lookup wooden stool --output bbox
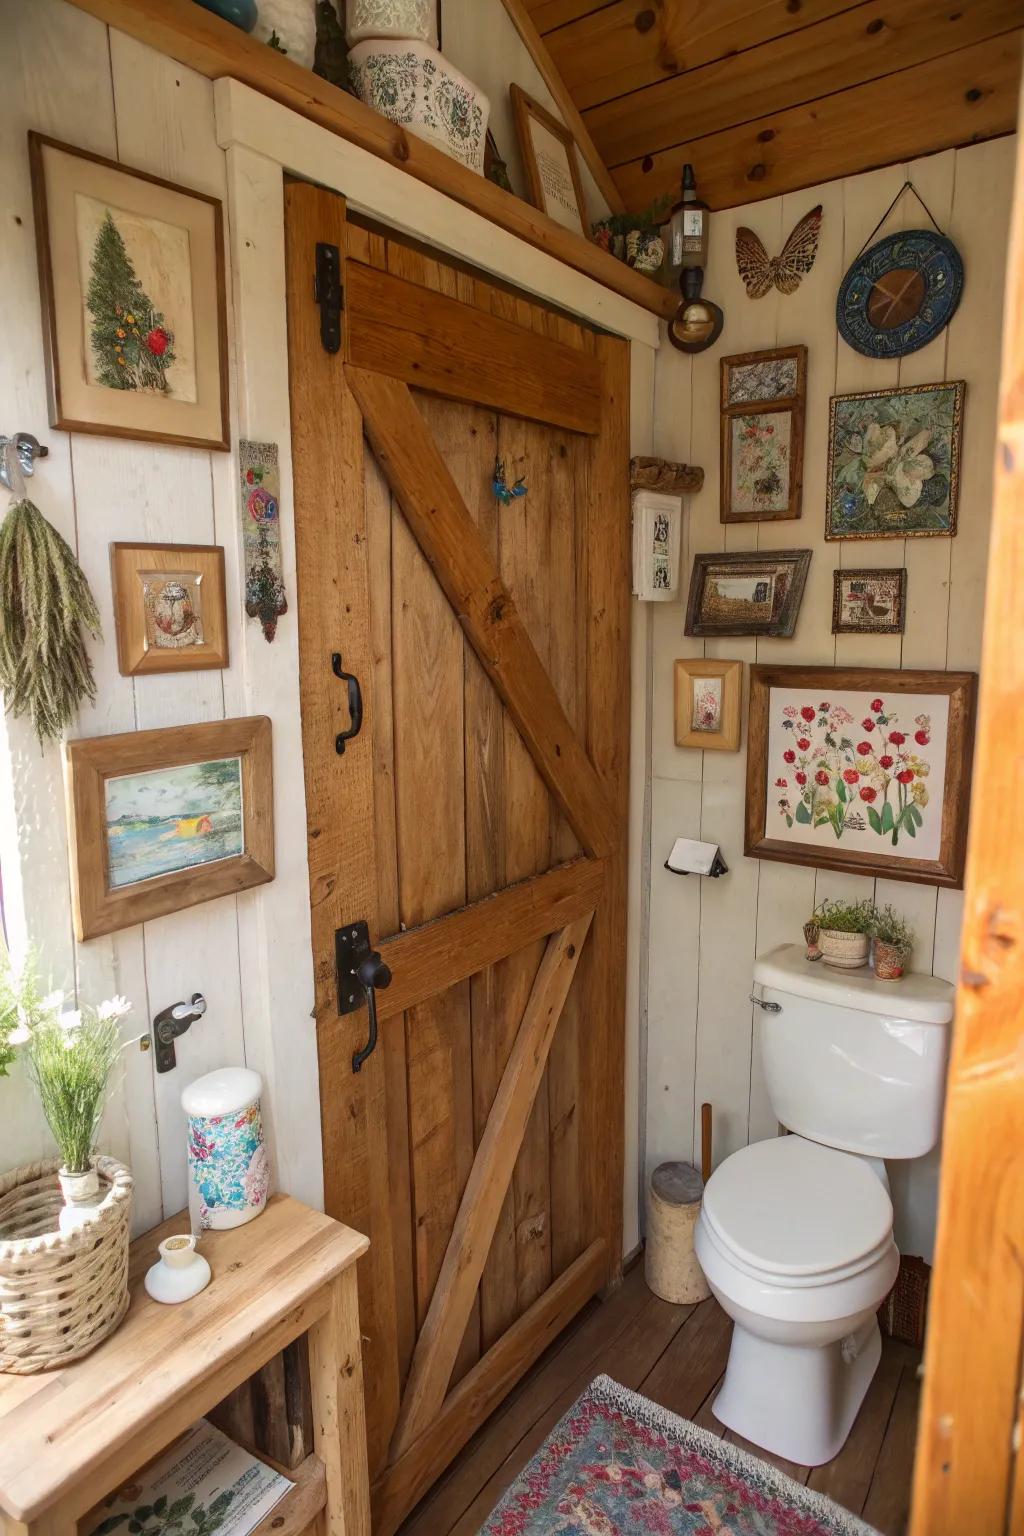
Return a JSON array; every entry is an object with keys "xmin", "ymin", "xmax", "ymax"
[{"xmin": 645, "ymin": 1161, "xmax": 711, "ymax": 1305}]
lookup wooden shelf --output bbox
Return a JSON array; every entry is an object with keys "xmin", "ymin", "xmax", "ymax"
[
  {"xmin": 64, "ymin": 0, "xmax": 677, "ymax": 323},
  {"xmin": 249, "ymin": 1452, "xmax": 326, "ymax": 1536}
]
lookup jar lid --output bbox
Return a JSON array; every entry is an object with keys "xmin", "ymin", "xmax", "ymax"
[{"xmin": 181, "ymin": 1066, "xmax": 262, "ymax": 1117}]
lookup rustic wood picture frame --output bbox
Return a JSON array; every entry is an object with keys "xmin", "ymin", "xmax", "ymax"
[
  {"xmin": 509, "ymin": 84, "xmax": 588, "ymax": 236},
  {"xmin": 745, "ymin": 665, "xmax": 977, "ymax": 888},
  {"xmin": 831, "ymin": 567, "xmax": 908, "ymax": 635},
  {"xmin": 65, "ymin": 717, "xmax": 274, "ymax": 940},
  {"xmin": 684, "ymin": 549, "xmax": 811, "ymax": 638},
  {"xmin": 674, "ymin": 659, "xmax": 742, "ymax": 750},
  {"xmin": 28, "ymin": 132, "xmax": 229, "ymax": 451},
  {"xmin": 720, "ymin": 345, "xmax": 806, "ymax": 523},
  {"xmin": 111, "ymin": 542, "xmax": 229, "ymax": 675}
]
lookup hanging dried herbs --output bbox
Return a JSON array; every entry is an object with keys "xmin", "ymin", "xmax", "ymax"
[{"xmin": 0, "ymin": 498, "xmax": 101, "ymax": 745}]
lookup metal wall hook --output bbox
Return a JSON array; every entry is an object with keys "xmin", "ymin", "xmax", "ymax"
[
  {"xmin": 153, "ymin": 992, "xmax": 207, "ymax": 1073},
  {"xmin": 0, "ymin": 433, "xmax": 48, "ymax": 494}
]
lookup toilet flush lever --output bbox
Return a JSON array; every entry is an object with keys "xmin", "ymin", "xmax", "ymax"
[{"xmin": 750, "ymin": 995, "xmax": 782, "ymax": 1013}]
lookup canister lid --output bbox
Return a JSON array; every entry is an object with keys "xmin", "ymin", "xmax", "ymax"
[{"xmin": 181, "ymin": 1066, "xmax": 262, "ymax": 1118}]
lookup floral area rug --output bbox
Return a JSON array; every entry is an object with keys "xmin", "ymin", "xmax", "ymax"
[{"xmin": 480, "ymin": 1376, "xmax": 878, "ymax": 1536}]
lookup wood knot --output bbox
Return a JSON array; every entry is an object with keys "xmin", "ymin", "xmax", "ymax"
[
  {"xmin": 567, "ymin": 944, "xmax": 576, "ymax": 958},
  {"xmin": 635, "ymin": 7, "xmax": 656, "ymax": 31},
  {"xmin": 866, "ymin": 16, "xmax": 884, "ymax": 32},
  {"xmin": 641, "ymin": 155, "xmax": 654, "ymax": 173},
  {"xmin": 758, "ymin": 128, "xmax": 775, "ymax": 143},
  {"xmin": 786, "ymin": 0, "xmax": 801, "ymax": 10},
  {"xmin": 394, "ymin": 132, "xmax": 411, "ymax": 163},
  {"xmin": 747, "ymin": 163, "xmax": 767, "ymax": 182},
  {"xmin": 965, "ymin": 87, "xmax": 982, "ymax": 102},
  {"xmin": 489, "ymin": 596, "xmax": 506, "ymax": 624}
]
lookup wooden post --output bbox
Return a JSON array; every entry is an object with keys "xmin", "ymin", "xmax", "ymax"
[{"xmin": 308, "ymin": 1266, "xmax": 371, "ymax": 1536}]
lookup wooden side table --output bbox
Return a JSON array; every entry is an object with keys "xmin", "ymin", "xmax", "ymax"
[{"xmin": 0, "ymin": 1195, "xmax": 370, "ymax": 1536}]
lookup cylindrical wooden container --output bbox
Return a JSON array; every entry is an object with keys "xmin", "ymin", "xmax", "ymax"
[{"xmin": 645, "ymin": 1161, "xmax": 711, "ymax": 1305}]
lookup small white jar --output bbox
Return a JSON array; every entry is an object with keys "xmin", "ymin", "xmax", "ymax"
[
  {"xmin": 346, "ymin": 0, "xmax": 438, "ymax": 47},
  {"xmin": 145, "ymin": 1233, "xmax": 212, "ymax": 1304},
  {"xmin": 182, "ymin": 1067, "xmax": 270, "ymax": 1232}
]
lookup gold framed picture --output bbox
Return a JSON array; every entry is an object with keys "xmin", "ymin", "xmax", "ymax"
[
  {"xmin": 509, "ymin": 84, "xmax": 588, "ymax": 236},
  {"xmin": 65, "ymin": 717, "xmax": 274, "ymax": 940},
  {"xmin": 111, "ymin": 542, "xmax": 228, "ymax": 676},
  {"xmin": 29, "ymin": 133, "xmax": 229, "ymax": 450},
  {"xmin": 674, "ymin": 659, "xmax": 742, "ymax": 751}
]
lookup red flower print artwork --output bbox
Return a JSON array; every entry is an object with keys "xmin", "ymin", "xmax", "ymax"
[{"xmin": 774, "ymin": 696, "xmax": 933, "ymax": 847}]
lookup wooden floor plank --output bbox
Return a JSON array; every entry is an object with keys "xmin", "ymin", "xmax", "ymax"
[
  {"xmin": 808, "ymin": 1337, "xmax": 906, "ymax": 1515},
  {"xmin": 637, "ymin": 1296, "xmax": 733, "ymax": 1420},
  {"xmin": 862, "ymin": 1351, "xmax": 922, "ymax": 1536}
]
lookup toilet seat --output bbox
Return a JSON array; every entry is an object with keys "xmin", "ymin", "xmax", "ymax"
[{"xmin": 702, "ymin": 1135, "xmax": 894, "ymax": 1284}]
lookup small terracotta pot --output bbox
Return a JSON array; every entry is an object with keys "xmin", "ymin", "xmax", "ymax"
[
  {"xmin": 873, "ymin": 940, "xmax": 907, "ymax": 980},
  {"xmin": 818, "ymin": 928, "xmax": 870, "ymax": 970}
]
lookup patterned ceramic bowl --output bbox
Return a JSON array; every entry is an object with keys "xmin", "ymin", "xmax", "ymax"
[
  {"xmin": 346, "ymin": 0, "xmax": 438, "ymax": 46},
  {"xmin": 349, "ymin": 39, "xmax": 489, "ymax": 175}
]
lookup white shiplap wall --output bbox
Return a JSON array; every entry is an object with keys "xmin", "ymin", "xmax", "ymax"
[{"xmin": 643, "ymin": 136, "xmax": 1016, "ymax": 1260}]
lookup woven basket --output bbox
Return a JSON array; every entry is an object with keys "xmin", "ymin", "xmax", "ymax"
[{"xmin": 0, "ymin": 1156, "xmax": 133, "ymax": 1374}]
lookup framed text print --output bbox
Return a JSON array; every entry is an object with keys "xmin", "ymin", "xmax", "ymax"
[
  {"xmin": 29, "ymin": 133, "xmax": 229, "ymax": 450},
  {"xmin": 510, "ymin": 85, "xmax": 588, "ymax": 237},
  {"xmin": 745, "ymin": 665, "xmax": 977, "ymax": 887}
]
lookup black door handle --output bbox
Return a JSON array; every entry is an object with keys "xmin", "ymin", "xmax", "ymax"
[
  {"xmin": 332, "ymin": 652, "xmax": 363, "ymax": 753},
  {"xmin": 351, "ymin": 951, "xmax": 393, "ymax": 1074}
]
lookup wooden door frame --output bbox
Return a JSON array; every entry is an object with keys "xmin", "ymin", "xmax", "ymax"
[
  {"xmin": 909, "ymin": 112, "xmax": 1024, "ymax": 1533},
  {"xmin": 284, "ymin": 179, "xmax": 631, "ymax": 1534}
]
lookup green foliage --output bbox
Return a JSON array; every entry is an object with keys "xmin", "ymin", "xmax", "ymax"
[
  {"xmin": 593, "ymin": 195, "xmax": 672, "ymax": 238},
  {"xmin": 812, "ymin": 897, "xmax": 876, "ymax": 935},
  {"xmin": 0, "ymin": 498, "xmax": 102, "ymax": 743},
  {"xmin": 0, "ymin": 947, "xmax": 57, "ymax": 1078},
  {"xmin": 871, "ymin": 904, "xmax": 915, "ymax": 956},
  {"xmin": 93, "ymin": 1488, "xmax": 236, "ymax": 1536},
  {"xmin": 28, "ymin": 1007, "xmax": 124, "ymax": 1173},
  {"xmin": 86, "ymin": 211, "xmax": 175, "ymax": 391}
]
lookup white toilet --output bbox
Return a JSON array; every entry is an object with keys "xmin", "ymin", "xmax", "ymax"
[{"xmin": 694, "ymin": 942, "xmax": 954, "ymax": 1467}]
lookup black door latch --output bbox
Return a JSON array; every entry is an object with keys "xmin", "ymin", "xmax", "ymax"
[
  {"xmin": 336, "ymin": 921, "xmax": 392, "ymax": 1072},
  {"xmin": 314, "ymin": 241, "xmax": 342, "ymax": 354}
]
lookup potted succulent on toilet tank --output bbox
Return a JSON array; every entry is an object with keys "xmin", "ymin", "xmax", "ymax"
[
  {"xmin": 810, "ymin": 897, "xmax": 875, "ymax": 970},
  {"xmin": 871, "ymin": 905, "xmax": 915, "ymax": 980}
]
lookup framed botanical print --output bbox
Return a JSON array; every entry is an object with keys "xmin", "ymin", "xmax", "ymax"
[
  {"xmin": 510, "ymin": 84, "xmax": 588, "ymax": 236},
  {"xmin": 64, "ymin": 717, "xmax": 274, "ymax": 940},
  {"xmin": 825, "ymin": 380, "xmax": 965, "ymax": 539},
  {"xmin": 674, "ymin": 659, "xmax": 742, "ymax": 750},
  {"xmin": 684, "ymin": 549, "xmax": 811, "ymax": 638},
  {"xmin": 29, "ymin": 133, "xmax": 229, "ymax": 450},
  {"xmin": 745, "ymin": 665, "xmax": 977, "ymax": 887},
  {"xmin": 832, "ymin": 568, "xmax": 907, "ymax": 635},
  {"xmin": 111, "ymin": 542, "xmax": 228, "ymax": 675},
  {"xmin": 720, "ymin": 345, "xmax": 806, "ymax": 523}
]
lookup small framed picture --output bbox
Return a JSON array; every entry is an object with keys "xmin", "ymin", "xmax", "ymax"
[
  {"xmin": 720, "ymin": 346, "xmax": 806, "ymax": 523},
  {"xmin": 745, "ymin": 665, "xmax": 977, "ymax": 887},
  {"xmin": 510, "ymin": 84, "xmax": 588, "ymax": 236},
  {"xmin": 111, "ymin": 542, "xmax": 229, "ymax": 675},
  {"xmin": 825, "ymin": 380, "xmax": 965, "ymax": 539},
  {"xmin": 684, "ymin": 549, "xmax": 811, "ymax": 638},
  {"xmin": 64, "ymin": 717, "xmax": 274, "ymax": 941},
  {"xmin": 832, "ymin": 568, "xmax": 907, "ymax": 635},
  {"xmin": 29, "ymin": 133, "xmax": 229, "ymax": 450},
  {"xmin": 674, "ymin": 659, "xmax": 742, "ymax": 751}
]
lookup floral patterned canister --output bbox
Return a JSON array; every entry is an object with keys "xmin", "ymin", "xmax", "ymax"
[{"xmin": 182, "ymin": 1067, "xmax": 271, "ymax": 1230}]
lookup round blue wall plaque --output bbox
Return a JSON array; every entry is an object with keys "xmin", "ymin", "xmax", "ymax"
[{"xmin": 837, "ymin": 229, "xmax": 964, "ymax": 359}]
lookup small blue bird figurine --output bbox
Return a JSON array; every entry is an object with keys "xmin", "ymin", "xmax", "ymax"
[{"xmin": 492, "ymin": 458, "xmax": 527, "ymax": 506}]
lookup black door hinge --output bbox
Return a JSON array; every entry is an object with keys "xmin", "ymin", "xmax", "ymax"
[{"xmin": 314, "ymin": 241, "xmax": 343, "ymax": 353}]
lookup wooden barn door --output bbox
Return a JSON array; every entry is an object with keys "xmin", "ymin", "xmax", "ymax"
[{"xmin": 284, "ymin": 180, "xmax": 629, "ymax": 1534}]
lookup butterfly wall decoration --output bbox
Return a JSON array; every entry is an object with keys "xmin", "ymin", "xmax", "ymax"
[
  {"xmin": 736, "ymin": 205, "xmax": 823, "ymax": 299},
  {"xmin": 492, "ymin": 458, "xmax": 527, "ymax": 506}
]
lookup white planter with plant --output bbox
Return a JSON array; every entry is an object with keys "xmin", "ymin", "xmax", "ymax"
[
  {"xmin": 871, "ymin": 905, "xmax": 914, "ymax": 981},
  {"xmin": 0, "ymin": 951, "xmax": 134, "ymax": 1371},
  {"xmin": 811, "ymin": 898, "xmax": 875, "ymax": 970}
]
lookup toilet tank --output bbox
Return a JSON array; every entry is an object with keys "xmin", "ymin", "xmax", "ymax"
[{"xmin": 752, "ymin": 944, "xmax": 954, "ymax": 1159}]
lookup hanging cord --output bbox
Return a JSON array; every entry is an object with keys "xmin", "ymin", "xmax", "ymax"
[{"xmin": 854, "ymin": 180, "xmax": 944, "ymax": 260}]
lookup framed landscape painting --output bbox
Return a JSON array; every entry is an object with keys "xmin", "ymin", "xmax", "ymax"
[
  {"xmin": 745, "ymin": 666, "xmax": 977, "ymax": 887},
  {"xmin": 720, "ymin": 346, "xmax": 806, "ymax": 523},
  {"xmin": 825, "ymin": 381, "xmax": 964, "ymax": 539},
  {"xmin": 684, "ymin": 549, "xmax": 811, "ymax": 637},
  {"xmin": 29, "ymin": 133, "xmax": 229, "ymax": 449},
  {"xmin": 64, "ymin": 717, "xmax": 274, "ymax": 939}
]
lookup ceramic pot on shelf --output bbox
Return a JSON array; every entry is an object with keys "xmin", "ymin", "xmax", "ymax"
[
  {"xmin": 348, "ymin": 38, "xmax": 490, "ymax": 173},
  {"xmin": 253, "ymin": 0, "xmax": 317, "ymax": 67},
  {"xmin": 817, "ymin": 928, "xmax": 870, "ymax": 970},
  {"xmin": 345, "ymin": 0, "xmax": 438, "ymax": 45},
  {"xmin": 57, "ymin": 1160, "xmax": 107, "ymax": 1233}
]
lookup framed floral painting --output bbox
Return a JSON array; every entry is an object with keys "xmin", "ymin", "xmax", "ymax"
[
  {"xmin": 745, "ymin": 666, "xmax": 977, "ymax": 887},
  {"xmin": 674, "ymin": 659, "xmax": 742, "ymax": 750},
  {"xmin": 825, "ymin": 381, "xmax": 964, "ymax": 539},
  {"xmin": 720, "ymin": 346, "xmax": 806, "ymax": 523},
  {"xmin": 29, "ymin": 133, "xmax": 229, "ymax": 449}
]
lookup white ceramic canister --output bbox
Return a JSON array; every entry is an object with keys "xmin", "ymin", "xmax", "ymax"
[
  {"xmin": 348, "ymin": 39, "xmax": 490, "ymax": 175},
  {"xmin": 182, "ymin": 1067, "xmax": 270, "ymax": 1231},
  {"xmin": 345, "ymin": 0, "xmax": 438, "ymax": 47}
]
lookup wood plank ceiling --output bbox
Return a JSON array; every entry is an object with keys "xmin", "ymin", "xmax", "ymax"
[{"xmin": 523, "ymin": 0, "xmax": 1023, "ymax": 211}]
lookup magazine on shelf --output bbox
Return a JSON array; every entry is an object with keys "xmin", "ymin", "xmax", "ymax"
[{"xmin": 85, "ymin": 1419, "xmax": 293, "ymax": 1536}]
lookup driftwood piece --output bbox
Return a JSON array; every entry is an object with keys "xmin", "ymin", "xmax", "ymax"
[
  {"xmin": 644, "ymin": 1161, "xmax": 711, "ymax": 1306},
  {"xmin": 630, "ymin": 456, "xmax": 704, "ymax": 495}
]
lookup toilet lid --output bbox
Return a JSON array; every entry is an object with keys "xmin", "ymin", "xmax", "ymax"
[{"xmin": 702, "ymin": 1136, "xmax": 893, "ymax": 1279}]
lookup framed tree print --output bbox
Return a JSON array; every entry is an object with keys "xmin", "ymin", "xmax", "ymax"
[
  {"xmin": 720, "ymin": 345, "xmax": 806, "ymax": 523},
  {"xmin": 29, "ymin": 133, "xmax": 229, "ymax": 450},
  {"xmin": 745, "ymin": 665, "xmax": 977, "ymax": 887},
  {"xmin": 510, "ymin": 84, "xmax": 588, "ymax": 236}
]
